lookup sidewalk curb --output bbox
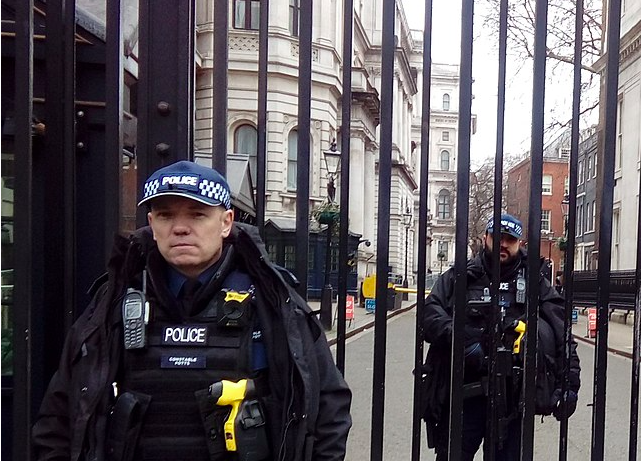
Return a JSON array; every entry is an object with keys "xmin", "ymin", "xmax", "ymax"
[
  {"xmin": 326, "ymin": 305, "xmax": 636, "ymax": 361},
  {"xmin": 327, "ymin": 303, "xmax": 417, "ymax": 347},
  {"xmin": 573, "ymin": 334, "xmax": 634, "ymax": 360}
]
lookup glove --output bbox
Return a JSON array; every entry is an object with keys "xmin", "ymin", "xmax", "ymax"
[
  {"xmin": 464, "ymin": 342, "xmax": 486, "ymax": 376},
  {"xmin": 552, "ymin": 388, "xmax": 578, "ymax": 421}
]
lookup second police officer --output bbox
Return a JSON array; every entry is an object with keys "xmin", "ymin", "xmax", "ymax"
[{"xmin": 422, "ymin": 214, "xmax": 581, "ymax": 461}]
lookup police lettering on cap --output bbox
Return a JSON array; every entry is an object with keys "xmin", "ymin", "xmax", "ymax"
[
  {"xmin": 138, "ymin": 160, "xmax": 232, "ymax": 210},
  {"xmin": 486, "ymin": 214, "xmax": 523, "ymax": 239}
]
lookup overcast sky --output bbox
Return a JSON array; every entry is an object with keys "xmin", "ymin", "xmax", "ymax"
[{"xmin": 401, "ymin": 0, "xmax": 543, "ymax": 166}]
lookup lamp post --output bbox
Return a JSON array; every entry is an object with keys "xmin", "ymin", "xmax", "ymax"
[
  {"xmin": 319, "ymin": 140, "xmax": 340, "ymax": 330},
  {"xmin": 437, "ymin": 251, "xmax": 446, "ymax": 275},
  {"xmin": 559, "ymin": 194, "xmax": 570, "ymax": 293},
  {"xmin": 561, "ymin": 194, "xmax": 570, "ymax": 238},
  {"xmin": 402, "ymin": 206, "xmax": 412, "ymax": 300}
]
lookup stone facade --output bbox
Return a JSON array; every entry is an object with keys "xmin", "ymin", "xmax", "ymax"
[{"xmin": 192, "ymin": 0, "xmax": 462, "ymax": 288}]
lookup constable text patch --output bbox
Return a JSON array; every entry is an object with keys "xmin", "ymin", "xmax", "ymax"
[
  {"xmin": 161, "ymin": 354, "xmax": 206, "ymax": 368},
  {"xmin": 162, "ymin": 325, "xmax": 208, "ymax": 346}
]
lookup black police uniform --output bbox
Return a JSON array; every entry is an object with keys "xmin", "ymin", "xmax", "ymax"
[
  {"xmin": 33, "ymin": 224, "xmax": 352, "ymax": 461},
  {"xmin": 421, "ymin": 249, "xmax": 580, "ymax": 461}
]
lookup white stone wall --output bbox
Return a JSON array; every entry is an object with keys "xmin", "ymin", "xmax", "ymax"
[
  {"xmin": 613, "ymin": 25, "xmax": 641, "ymax": 270},
  {"xmin": 195, "ymin": 0, "xmax": 424, "ymax": 285}
]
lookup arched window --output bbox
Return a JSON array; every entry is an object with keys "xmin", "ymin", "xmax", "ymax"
[
  {"xmin": 437, "ymin": 189, "xmax": 451, "ymax": 219},
  {"xmin": 443, "ymin": 93, "xmax": 451, "ymax": 111},
  {"xmin": 287, "ymin": 129, "xmax": 298, "ymax": 191},
  {"xmin": 440, "ymin": 150, "xmax": 450, "ymax": 171},
  {"xmin": 234, "ymin": 124, "xmax": 258, "ymax": 181}
]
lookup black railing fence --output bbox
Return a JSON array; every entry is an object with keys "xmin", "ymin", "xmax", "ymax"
[{"xmin": 3, "ymin": 0, "xmax": 640, "ymax": 460}]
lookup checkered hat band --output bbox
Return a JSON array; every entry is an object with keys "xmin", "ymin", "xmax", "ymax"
[
  {"xmin": 143, "ymin": 179, "xmax": 160, "ymax": 198},
  {"xmin": 199, "ymin": 179, "xmax": 231, "ymax": 209}
]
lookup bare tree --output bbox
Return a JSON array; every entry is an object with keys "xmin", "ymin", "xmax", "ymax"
[{"xmin": 479, "ymin": 0, "xmax": 603, "ymax": 134}]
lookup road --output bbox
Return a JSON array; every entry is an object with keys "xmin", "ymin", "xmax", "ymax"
[{"xmin": 337, "ymin": 309, "xmax": 640, "ymax": 460}]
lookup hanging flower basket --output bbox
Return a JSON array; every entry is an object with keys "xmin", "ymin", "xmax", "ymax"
[
  {"xmin": 556, "ymin": 236, "xmax": 568, "ymax": 252},
  {"xmin": 312, "ymin": 203, "xmax": 340, "ymax": 225}
]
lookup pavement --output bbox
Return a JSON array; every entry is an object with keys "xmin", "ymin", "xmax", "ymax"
[
  {"xmin": 309, "ymin": 294, "xmax": 639, "ymax": 358},
  {"xmin": 307, "ymin": 294, "xmax": 419, "ymax": 346}
]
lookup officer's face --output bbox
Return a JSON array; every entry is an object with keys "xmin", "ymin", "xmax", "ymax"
[
  {"xmin": 484, "ymin": 232, "xmax": 520, "ymax": 264},
  {"xmin": 147, "ymin": 196, "xmax": 234, "ymax": 278}
]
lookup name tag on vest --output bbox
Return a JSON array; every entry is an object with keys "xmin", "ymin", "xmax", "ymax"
[
  {"xmin": 161, "ymin": 354, "xmax": 206, "ymax": 368},
  {"xmin": 162, "ymin": 325, "xmax": 208, "ymax": 346}
]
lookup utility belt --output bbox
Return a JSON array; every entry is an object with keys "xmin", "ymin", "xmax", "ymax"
[{"xmin": 106, "ymin": 377, "xmax": 271, "ymax": 461}]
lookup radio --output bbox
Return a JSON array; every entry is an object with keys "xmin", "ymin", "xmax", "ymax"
[{"xmin": 122, "ymin": 288, "xmax": 147, "ymax": 349}]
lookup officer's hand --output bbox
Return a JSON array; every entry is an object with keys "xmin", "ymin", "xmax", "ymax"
[
  {"xmin": 464, "ymin": 342, "xmax": 485, "ymax": 375},
  {"xmin": 552, "ymin": 389, "xmax": 578, "ymax": 421}
]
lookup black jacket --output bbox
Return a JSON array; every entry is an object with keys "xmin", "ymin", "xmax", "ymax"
[
  {"xmin": 32, "ymin": 223, "xmax": 352, "ymax": 461},
  {"xmin": 422, "ymin": 249, "xmax": 580, "ymax": 423}
]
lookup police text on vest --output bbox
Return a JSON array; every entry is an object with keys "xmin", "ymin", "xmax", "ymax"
[{"xmin": 163, "ymin": 326, "xmax": 207, "ymax": 345}]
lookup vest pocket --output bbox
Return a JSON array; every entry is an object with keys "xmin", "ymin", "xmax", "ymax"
[{"xmin": 105, "ymin": 391, "xmax": 151, "ymax": 461}]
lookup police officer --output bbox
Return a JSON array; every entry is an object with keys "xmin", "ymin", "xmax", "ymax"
[
  {"xmin": 33, "ymin": 160, "xmax": 352, "ymax": 461},
  {"xmin": 421, "ymin": 214, "xmax": 580, "ymax": 461}
]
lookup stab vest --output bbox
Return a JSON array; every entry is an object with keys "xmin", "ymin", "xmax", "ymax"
[{"xmin": 120, "ymin": 270, "xmax": 262, "ymax": 461}]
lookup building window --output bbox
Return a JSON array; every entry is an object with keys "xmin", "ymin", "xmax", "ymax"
[
  {"xmin": 586, "ymin": 155, "xmax": 593, "ymax": 181},
  {"xmin": 289, "ymin": 0, "xmax": 300, "ymax": 37},
  {"xmin": 578, "ymin": 160, "xmax": 584, "ymax": 184},
  {"xmin": 308, "ymin": 247, "xmax": 314, "ymax": 271},
  {"xmin": 442, "ymin": 93, "xmax": 450, "ymax": 111},
  {"xmin": 437, "ymin": 189, "xmax": 451, "ymax": 219},
  {"xmin": 234, "ymin": 124, "xmax": 258, "ymax": 181},
  {"xmin": 284, "ymin": 245, "xmax": 295, "ymax": 270},
  {"xmin": 442, "ymin": 130, "xmax": 449, "ymax": 141},
  {"xmin": 266, "ymin": 244, "xmax": 277, "ymax": 262},
  {"xmin": 233, "ymin": 0, "xmax": 260, "ymax": 30},
  {"xmin": 564, "ymin": 176, "xmax": 569, "ymax": 195},
  {"xmin": 542, "ymin": 174, "xmax": 552, "ymax": 194},
  {"xmin": 541, "ymin": 210, "xmax": 551, "ymax": 232},
  {"xmin": 577, "ymin": 204, "xmax": 583, "ymax": 236},
  {"xmin": 331, "ymin": 247, "xmax": 339, "ymax": 272},
  {"xmin": 559, "ymin": 147, "xmax": 570, "ymax": 159},
  {"xmin": 593, "ymin": 153, "xmax": 597, "ymax": 178},
  {"xmin": 287, "ymin": 129, "xmax": 298, "ymax": 191},
  {"xmin": 591, "ymin": 200, "xmax": 596, "ymax": 231},
  {"xmin": 616, "ymin": 97, "xmax": 623, "ymax": 170},
  {"xmin": 440, "ymin": 150, "xmax": 450, "ymax": 171}
]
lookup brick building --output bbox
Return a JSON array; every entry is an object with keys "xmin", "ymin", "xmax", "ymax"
[{"xmin": 505, "ymin": 150, "xmax": 569, "ymax": 278}]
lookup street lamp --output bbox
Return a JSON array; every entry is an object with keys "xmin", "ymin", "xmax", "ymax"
[
  {"xmin": 402, "ymin": 205, "xmax": 412, "ymax": 300},
  {"xmin": 561, "ymin": 194, "xmax": 570, "ymax": 237},
  {"xmin": 324, "ymin": 139, "xmax": 341, "ymax": 203},
  {"xmin": 319, "ymin": 139, "xmax": 341, "ymax": 330},
  {"xmin": 437, "ymin": 251, "xmax": 446, "ymax": 275}
]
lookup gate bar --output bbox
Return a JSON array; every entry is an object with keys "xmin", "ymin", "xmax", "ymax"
[
  {"xmin": 448, "ymin": 1, "xmax": 475, "ymax": 459},
  {"xmin": 410, "ymin": 0, "xmax": 433, "ymax": 458},
  {"xmin": 559, "ymin": 1, "xmax": 583, "ymax": 459},
  {"xmin": 370, "ymin": 0, "xmax": 395, "ymax": 457},
  {"xmin": 630, "ymin": 156, "xmax": 641, "ymax": 460},
  {"xmin": 13, "ymin": 0, "xmax": 34, "ymax": 458},
  {"xmin": 522, "ymin": 0, "xmax": 549, "ymax": 458},
  {"xmin": 335, "ymin": 0, "xmax": 354, "ymax": 376},
  {"xmin": 294, "ymin": 0, "xmax": 313, "ymax": 300},
  {"xmin": 105, "ymin": 0, "xmax": 123, "ymax": 260},
  {"xmin": 256, "ymin": 0, "xmax": 269, "ymax": 237},
  {"xmin": 591, "ymin": 0, "xmax": 622, "ymax": 458},
  {"xmin": 485, "ymin": 0, "xmax": 509, "ymax": 458},
  {"xmin": 213, "ymin": 0, "xmax": 228, "ymax": 173}
]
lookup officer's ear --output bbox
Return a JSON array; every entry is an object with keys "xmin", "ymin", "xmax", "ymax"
[{"xmin": 220, "ymin": 208, "xmax": 234, "ymax": 238}]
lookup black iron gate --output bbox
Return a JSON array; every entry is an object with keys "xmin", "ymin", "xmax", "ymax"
[{"xmin": 2, "ymin": 0, "xmax": 640, "ymax": 460}]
